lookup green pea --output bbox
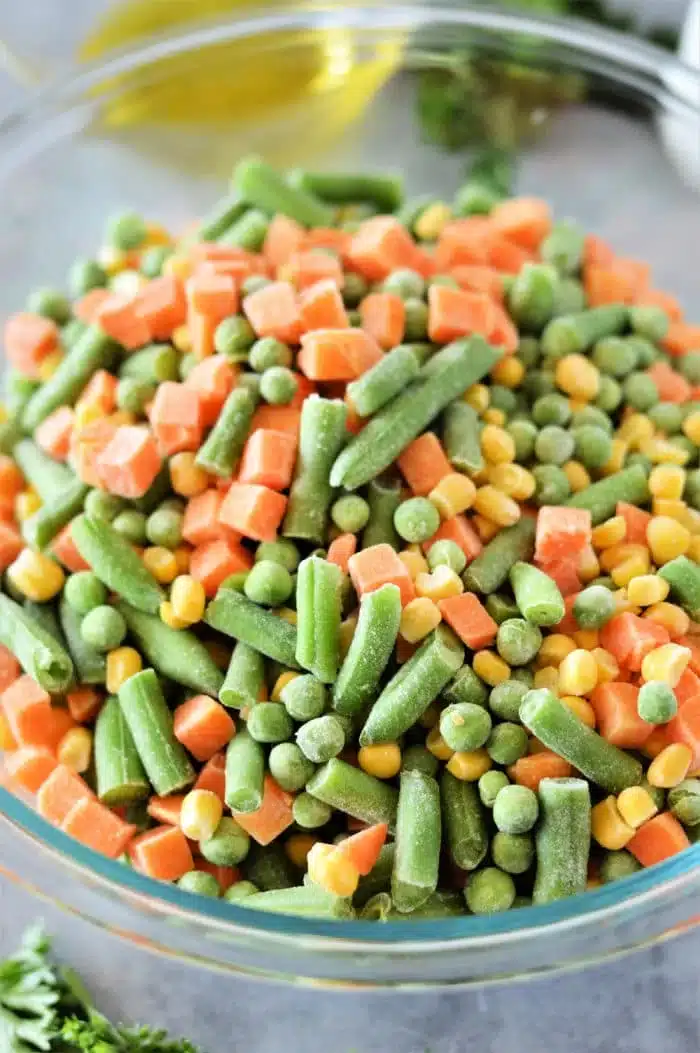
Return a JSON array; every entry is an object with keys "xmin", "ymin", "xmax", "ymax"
[
  {"xmin": 623, "ymin": 372, "xmax": 659, "ymax": 411},
  {"xmin": 106, "ymin": 210, "xmax": 148, "ymax": 250},
  {"xmin": 592, "ymin": 337, "xmax": 638, "ymax": 377},
  {"xmin": 486, "ymin": 722, "xmax": 528, "ymax": 765},
  {"xmin": 478, "ymin": 769, "xmax": 511, "ymax": 808},
  {"xmin": 453, "ymin": 180, "xmax": 501, "ymax": 216},
  {"xmin": 493, "ymin": 784, "xmax": 539, "ymax": 834},
  {"xmin": 403, "ymin": 298, "xmax": 429, "ymax": 341},
  {"xmin": 572, "ymin": 426, "xmax": 613, "ymax": 470},
  {"xmin": 342, "ymin": 272, "xmax": 368, "ymax": 308},
  {"xmin": 331, "ymin": 495, "xmax": 370, "ymax": 534},
  {"xmin": 382, "ymin": 269, "xmax": 425, "ymax": 300},
  {"xmin": 215, "ymin": 317, "xmax": 256, "ymax": 359},
  {"xmin": 573, "ymin": 585, "xmax": 616, "ymax": 630},
  {"xmin": 492, "ymin": 832, "xmax": 534, "ymax": 875},
  {"xmin": 260, "ymin": 366, "xmax": 298, "ymax": 405},
  {"xmin": 595, "ymin": 375, "xmax": 623, "ymax": 414},
  {"xmin": 439, "ymin": 702, "xmax": 492, "ymax": 752},
  {"xmin": 145, "ymin": 507, "xmax": 183, "ymax": 550},
  {"xmin": 552, "ymin": 278, "xmax": 586, "ymax": 317},
  {"xmin": 534, "ymin": 425, "xmax": 575, "ymax": 466},
  {"xmin": 140, "ymin": 245, "xmax": 173, "ymax": 279},
  {"xmin": 394, "ymin": 497, "xmax": 440, "ymax": 544},
  {"xmin": 489, "ymin": 385, "xmax": 518, "ymax": 417},
  {"xmin": 489, "ymin": 680, "xmax": 528, "ymax": 722},
  {"xmin": 511, "ymin": 668, "xmax": 534, "ymax": 689},
  {"xmin": 80, "ymin": 605, "xmax": 127, "ymax": 652},
  {"xmin": 268, "ymin": 742, "xmax": 316, "ymax": 792},
  {"xmin": 517, "ymin": 337, "xmax": 541, "ymax": 369},
  {"xmin": 401, "ymin": 744, "xmax": 439, "ymax": 777},
  {"xmin": 599, "ymin": 850, "xmax": 641, "ymax": 884},
  {"xmin": 64, "ymin": 571, "xmax": 108, "ymax": 615},
  {"xmin": 668, "ymin": 780, "xmax": 700, "ymax": 827},
  {"xmin": 255, "ymin": 539, "xmax": 300, "ymax": 572},
  {"xmin": 249, "ymin": 337, "xmax": 292, "ymax": 372},
  {"xmin": 680, "ymin": 352, "xmax": 700, "ymax": 385},
  {"xmin": 84, "ymin": 490, "xmax": 126, "ymax": 522},
  {"xmin": 247, "ymin": 702, "xmax": 294, "ymax": 744},
  {"xmin": 427, "ymin": 539, "xmax": 466, "ymax": 575},
  {"xmin": 532, "ymin": 394, "xmax": 571, "ymax": 428},
  {"xmin": 637, "ymin": 681, "xmax": 678, "ymax": 724},
  {"xmin": 296, "ymin": 715, "xmax": 345, "ymax": 763},
  {"xmin": 281, "ymin": 674, "xmax": 327, "ymax": 722},
  {"xmin": 244, "ymin": 560, "xmax": 294, "ymax": 607},
  {"xmin": 629, "ymin": 305, "xmax": 670, "ymax": 343},
  {"xmin": 532, "ymin": 464, "xmax": 571, "ymax": 506},
  {"xmin": 670, "ymin": 436, "xmax": 697, "ymax": 466},
  {"xmin": 626, "ymin": 452, "xmax": 653, "ymax": 474},
  {"xmin": 685, "ymin": 469, "xmax": 700, "ymax": 510},
  {"xmin": 69, "ymin": 258, "xmax": 108, "ymax": 297},
  {"xmin": 200, "ymin": 817, "xmax": 250, "ymax": 866},
  {"xmin": 465, "ymin": 867, "xmax": 515, "ymax": 914},
  {"xmin": 523, "ymin": 369, "xmax": 556, "ymax": 401},
  {"xmin": 292, "ymin": 792, "xmax": 333, "ymax": 829},
  {"xmin": 648, "ymin": 402, "xmax": 683, "ymax": 435},
  {"xmin": 508, "ymin": 420, "xmax": 538, "ymax": 462},
  {"xmin": 224, "ymin": 880, "xmax": 259, "ymax": 902},
  {"xmin": 112, "ymin": 510, "xmax": 148, "ymax": 545},
  {"xmin": 572, "ymin": 405, "xmax": 613, "ymax": 433},
  {"xmin": 496, "ymin": 619, "xmax": 542, "ymax": 666},
  {"xmin": 116, "ymin": 377, "xmax": 155, "ymax": 416},
  {"xmin": 26, "ymin": 287, "xmax": 71, "ymax": 325},
  {"xmin": 177, "ymin": 871, "xmax": 221, "ymax": 897},
  {"xmin": 219, "ymin": 572, "xmax": 249, "ymax": 593}
]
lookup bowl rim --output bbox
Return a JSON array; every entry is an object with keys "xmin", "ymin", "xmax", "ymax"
[{"xmin": 0, "ymin": 0, "xmax": 698, "ymax": 950}]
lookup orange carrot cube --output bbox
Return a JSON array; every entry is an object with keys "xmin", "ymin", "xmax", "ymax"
[
  {"xmin": 348, "ymin": 544, "xmax": 415, "ymax": 607},
  {"xmin": 96, "ymin": 425, "xmax": 162, "ymax": 499},
  {"xmin": 218, "ymin": 483, "xmax": 287, "ymax": 542},
  {"xmin": 173, "ymin": 694, "xmax": 236, "ymax": 762},
  {"xmin": 438, "ymin": 592, "xmax": 498, "ymax": 649},
  {"xmin": 238, "ymin": 429, "xmax": 297, "ymax": 491}
]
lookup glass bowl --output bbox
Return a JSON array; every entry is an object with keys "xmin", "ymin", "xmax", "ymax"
[{"xmin": 1, "ymin": 1, "xmax": 699, "ymax": 988}]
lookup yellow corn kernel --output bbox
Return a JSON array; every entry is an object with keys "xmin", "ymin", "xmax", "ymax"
[
  {"xmin": 57, "ymin": 727, "xmax": 93, "ymax": 773},
  {"xmin": 472, "ymin": 514, "xmax": 501, "ymax": 542},
  {"xmin": 464, "ymin": 383, "xmax": 489, "ymax": 414},
  {"xmin": 98, "ymin": 245, "xmax": 130, "ymax": 275},
  {"xmin": 169, "ymin": 452, "xmax": 209, "ymax": 498},
  {"xmin": 537, "ymin": 634, "xmax": 577, "ymax": 667},
  {"xmin": 414, "ymin": 201, "xmax": 452, "ymax": 241},
  {"xmin": 430, "ymin": 474, "xmax": 477, "ymax": 519},
  {"xmin": 15, "ymin": 490, "xmax": 42, "ymax": 522},
  {"xmin": 277, "ymin": 607, "xmax": 298, "ymax": 627},
  {"xmin": 285, "ymin": 833, "xmax": 319, "ymax": 869},
  {"xmin": 109, "ymin": 410, "xmax": 138, "ymax": 429},
  {"xmin": 640, "ymin": 437, "xmax": 689, "ymax": 466},
  {"xmin": 480, "ymin": 425, "xmax": 515, "ymax": 466},
  {"xmin": 399, "ymin": 597, "xmax": 442, "ymax": 643},
  {"xmin": 558, "ymin": 648, "xmax": 598, "ymax": 696},
  {"xmin": 572, "ymin": 628, "xmax": 599, "ymax": 651},
  {"xmin": 488, "ymin": 463, "xmax": 535, "ymax": 501},
  {"xmin": 163, "ymin": 253, "xmax": 193, "ymax": 282},
  {"xmin": 173, "ymin": 546, "xmax": 192, "ymax": 575},
  {"xmin": 473, "ymin": 650, "xmax": 510, "ymax": 686},
  {"xmin": 159, "ymin": 601, "xmax": 189, "ymax": 630},
  {"xmin": 599, "ymin": 542, "xmax": 649, "ymax": 573},
  {"xmin": 616, "ymin": 786, "xmax": 658, "ymax": 829},
  {"xmin": 482, "ymin": 408, "xmax": 506, "ymax": 428},
  {"xmin": 171, "ymin": 323, "xmax": 192, "ymax": 354},
  {"xmin": 682, "ymin": 410, "xmax": 700, "ymax": 444},
  {"xmin": 170, "ymin": 575, "xmax": 206, "ymax": 625},
  {"xmin": 563, "ymin": 460, "xmax": 591, "ymax": 494},
  {"xmin": 689, "ymin": 536, "xmax": 700, "ymax": 562},
  {"xmin": 307, "ymin": 842, "xmax": 360, "ymax": 897},
  {"xmin": 591, "ymin": 796, "xmax": 635, "ymax": 850},
  {"xmin": 534, "ymin": 665, "xmax": 559, "ymax": 692},
  {"xmin": 74, "ymin": 401, "xmax": 105, "ymax": 430},
  {"xmin": 647, "ymin": 743, "xmax": 693, "ymax": 788},
  {"xmin": 491, "ymin": 355, "xmax": 524, "ymax": 389},
  {"xmin": 8, "ymin": 549, "xmax": 65, "ymax": 602},
  {"xmin": 271, "ymin": 671, "xmax": 299, "ymax": 703},
  {"xmin": 577, "ymin": 549, "xmax": 601, "ymax": 584},
  {"xmin": 612, "ymin": 553, "xmax": 652, "ymax": 588},
  {"xmin": 555, "ymin": 353, "xmax": 600, "ymax": 401},
  {"xmin": 339, "ymin": 615, "xmax": 357, "ymax": 659},
  {"xmin": 473, "ymin": 486, "xmax": 520, "ymax": 527},
  {"xmin": 568, "ymin": 398, "xmax": 589, "ymax": 415},
  {"xmin": 591, "ymin": 647, "xmax": 619, "ymax": 684},
  {"xmin": 469, "ymin": 465, "xmax": 491, "ymax": 486},
  {"xmin": 143, "ymin": 546, "xmax": 178, "ymax": 584},
  {"xmin": 106, "ymin": 647, "xmax": 143, "ymax": 694},
  {"xmin": 627, "ymin": 574, "xmax": 670, "ymax": 607},
  {"xmin": 37, "ymin": 350, "xmax": 65, "ymax": 381},
  {"xmin": 358, "ymin": 743, "xmax": 402, "ymax": 779},
  {"xmin": 0, "ymin": 712, "xmax": 16, "ymax": 750},
  {"xmin": 649, "ymin": 464, "xmax": 686, "ymax": 501},
  {"xmin": 419, "ymin": 704, "xmax": 440, "ymax": 730},
  {"xmin": 601, "ymin": 438, "xmax": 629, "ymax": 476},
  {"xmin": 643, "ymin": 602, "xmax": 690, "ymax": 640},
  {"xmin": 446, "ymin": 748, "xmax": 492, "ymax": 781},
  {"xmin": 560, "ymin": 695, "xmax": 596, "ymax": 728},
  {"xmin": 426, "ymin": 726, "xmax": 454, "ymax": 761},
  {"xmin": 640, "ymin": 642, "xmax": 691, "ymax": 687},
  {"xmin": 179, "ymin": 789, "xmax": 223, "ymax": 842},
  {"xmin": 647, "ymin": 515, "xmax": 691, "ymax": 564},
  {"xmin": 612, "ymin": 589, "xmax": 638, "ymax": 616},
  {"xmin": 111, "ymin": 269, "xmax": 147, "ymax": 298},
  {"xmin": 415, "ymin": 565, "xmax": 463, "ymax": 601},
  {"xmin": 398, "ymin": 546, "xmax": 430, "ymax": 580},
  {"xmin": 618, "ymin": 413, "xmax": 655, "ymax": 449},
  {"xmin": 144, "ymin": 220, "xmax": 171, "ymax": 247},
  {"xmin": 591, "ymin": 516, "xmax": 627, "ymax": 551}
]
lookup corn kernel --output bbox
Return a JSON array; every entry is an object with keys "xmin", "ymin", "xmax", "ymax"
[
  {"xmin": 591, "ymin": 647, "xmax": 619, "ymax": 684},
  {"xmin": 446, "ymin": 748, "xmax": 492, "ymax": 781},
  {"xmin": 612, "ymin": 589, "xmax": 638, "ymax": 615},
  {"xmin": 491, "ymin": 355, "xmax": 524, "ymax": 388},
  {"xmin": 563, "ymin": 460, "xmax": 591, "ymax": 494},
  {"xmin": 591, "ymin": 796, "xmax": 634, "ymax": 850},
  {"xmin": 171, "ymin": 574, "xmax": 206, "ymax": 625},
  {"xmin": 285, "ymin": 833, "xmax": 319, "ymax": 869},
  {"xmin": 577, "ymin": 548, "xmax": 601, "ymax": 584},
  {"xmin": 482, "ymin": 408, "xmax": 506, "ymax": 427},
  {"xmin": 169, "ymin": 452, "xmax": 209, "ymax": 498},
  {"xmin": 270, "ymin": 671, "xmax": 299, "ymax": 702},
  {"xmin": 307, "ymin": 842, "xmax": 360, "ymax": 897},
  {"xmin": 555, "ymin": 354, "xmax": 600, "ymax": 401},
  {"xmin": 568, "ymin": 398, "xmax": 589, "ymax": 415},
  {"xmin": 599, "ymin": 542, "xmax": 649, "ymax": 573},
  {"xmin": 57, "ymin": 727, "xmax": 93, "ymax": 773},
  {"xmin": 618, "ymin": 413, "xmax": 655, "ymax": 448},
  {"xmin": 601, "ymin": 438, "xmax": 629, "ymax": 476},
  {"xmin": 480, "ymin": 425, "xmax": 515, "ymax": 465},
  {"xmin": 426, "ymin": 726, "xmax": 454, "ymax": 761},
  {"xmin": 74, "ymin": 401, "xmax": 105, "ymax": 429},
  {"xmin": 649, "ymin": 464, "xmax": 686, "ymax": 501},
  {"xmin": 571, "ymin": 628, "xmax": 599, "ymax": 651},
  {"xmin": 0, "ymin": 711, "xmax": 17, "ymax": 750},
  {"xmin": 180, "ymin": 789, "xmax": 223, "ymax": 841},
  {"xmin": 682, "ymin": 410, "xmax": 700, "ymax": 445},
  {"xmin": 429, "ymin": 473, "xmax": 476, "ymax": 518},
  {"xmin": 473, "ymin": 486, "xmax": 520, "ymax": 527},
  {"xmin": 488, "ymin": 463, "xmax": 536, "ymax": 501},
  {"xmin": 534, "ymin": 665, "xmax": 559, "ymax": 692},
  {"xmin": 415, "ymin": 565, "xmax": 464, "ymax": 601},
  {"xmin": 111, "ymin": 269, "xmax": 147, "ymax": 298},
  {"xmin": 643, "ymin": 602, "xmax": 690, "ymax": 640},
  {"xmin": 612, "ymin": 553, "xmax": 652, "ymax": 588},
  {"xmin": 591, "ymin": 516, "xmax": 627, "ymax": 550},
  {"xmin": 163, "ymin": 253, "xmax": 193, "ymax": 282},
  {"xmin": 8, "ymin": 549, "xmax": 65, "ymax": 602},
  {"xmin": 159, "ymin": 601, "xmax": 189, "ymax": 630},
  {"xmin": 464, "ymin": 383, "xmax": 489, "ymax": 414},
  {"xmin": 617, "ymin": 786, "xmax": 658, "ymax": 829},
  {"xmin": 640, "ymin": 437, "xmax": 689, "ymax": 466},
  {"xmin": 558, "ymin": 648, "xmax": 598, "ymax": 696},
  {"xmin": 37, "ymin": 350, "xmax": 65, "ymax": 381},
  {"xmin": 647, "ymin": 743, "xmax": 693, "ymax": 788},
  {"xmin": 414, "ymin": 201, "xmax": 452, "ymax": 241},
  {"xmin": 144, "ymin": 220, "xmax": 171, "ymax": 247},
  {"xmin": 277, "ymin": 607, "xmax": 297, "ymax": 626},
  {"xmin": 647, "ymin": 516, "xmax": 691, "ymax": 564},
  {"xmin": 560, "ymin": 695, "xmax": 596, "ymax": 728},
  {"xmin": 473, "ymin": 514, "xmax": 501, "ymax": 542},
  {"xmin": 399, "ymin": 597, "xmax": 442, "ymax": 643},
  {"xmin": 143, "ymin": 546, "xmax": 179, "ymax": 584},
  {"xmin": 106, "ymin": 647, "xmax": 143, "ymax": 694},
  {"xmin": 473, "ymin": 650, "xmax": 510, "ymax": 686},
  {"xmin": 172, "ymin": 546, "xmax": 192, "ymax": 575},
  {"xmin": 537, "ymin": 634, "xmax": 577, "ymax": 667},
  {"xmin": 398, "ymin": 546, "xmax": 429, "ymax": 580},
  {"xmin": 358, "ymin": 743, "xmax": 402, "ymax": 779},
  {"xmin": 689, "ymin": 536, "xmax": 700, "ymax": 562},
  {"xmin": 98, "ymin": 245, "xmax": 130, "ymax": 275},
  {"xmin": 640, "ymin": 642, "xmax": 691, "ymax": 687},
  {"xmin": 15, "ymin": 490, "xmax": 42, "ymax": 521},
  {"xmin": 627, "ymin": 574, "xmax": 670, "ymax": 607}
]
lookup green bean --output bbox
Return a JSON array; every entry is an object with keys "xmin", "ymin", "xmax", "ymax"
[
  {"xmin": 247, "ymin": 702, "xmax": 294, "ymax": 744},
  {"xmin": 566, "ymin": 464, "xmax": 650, "ymax": 525},
  {"xmin": 5, "ymin": 371, "xmax": 39, "ymax": 422},
  {"xmin": 541, "ymin": 305, "xmax": 628, "ymax": 358},
  {"xmin": 21, "ymin": 325, "xmax": 117, "ymax": 432},
  {"xmin": 232, "ymin": 156, "xmax": 334, "ymax": 228},
  {"xmin": 283, "ymin": 395, "xmax": 348, "ymax": 544},
  {"xmin": 360, "ymin": 627, "xmax": 464, "ymax": 745},
  {"xmin": 205, "ymin": 588, "xmax": 299, "ymax": 668},
  {"xmin": 440, "ymin": 770, "xmax": 488, "ymax": 871},
  {"xmin": 243, "ymin": 886, "xmax": 355, "ymax": 919},
  {"xmin": 119, "ymin": 343, "xmax": 180, "ymax": 384},
  {"xmin": 21, "ymin": 600, "xmax": 64, "ymax": 646},
  {"xmin": 22, "ymin": 480, "xmax": 89, "ymax": 550},
  {"xmin": 510, "ymin": 561, "xmax": 566, "ymax": 627},
  {"xmin": 442, "ymin": 664, "xmax": 489, "ymax": 707},
  {"xmin": 200, "ymin": 817, "xmax": 250, "ymax": 866},
  {"xmin": 0, "ymin": 593, "xmax": 73, "ymax": 693},
  {"xmin": 0, "ymin": 419, "xmax": 23, "ymax": 455},
  {"xmin": 12, "ymin": 440, "xmax": 75, "ymax": 502},
  {"xmin": 295, "ymin": 556, "xmax": 342, "ymax": 683},
  {"xmin": 288, "ymin": 169, "xmax": 403, "ymax": 212},
  {"xmin": 658, "ymin": 556, "xmax": 700, "ymax": 620},
  {"xmin": 306, "ymin": 758, "xmax": 398, "ymax": 830},
  {"xmin": 58, "ymin": 597, "xmax": 106, "ymax": 685},
  {"xmin": 118, "ymin": 669, "xmax": 195, "ymax": 796},
  {"xmin": 520, "ymin": 689, "xmax": 642, "ymax": 793},
  {"xmin": 540, "ymin": 220, "xmax": 585, "ymax": 276},
  {"xmin": 94, "ymin": 697, "xmax": 150, "ymax": 805},
  {"xmin": 333, "ymin": 584, "xmax": 402, "ymax": 716},
  {"xmin": 384, "ymin": 891, "xmax": 465, "ymax": 920},
  {"xmin": 220, "ymin": 642, "xmax": 265, "ymax": 709},
  {"xmin": 362, "ymin": 473, "xmax": 402, "ymax": 550},
  {"xmin": 330, "ymin": 337, "xmax": 501, "ymax": 490},
  {"xmin": 219, "ymin": 209, "xmax": 269, "ymax": 252},
  {"xmin": 117, "ymin": 602, "xmax": 224, "ymax": 696},
  {"xmin": 533, "ymin": 777, "xmax": 591, "ymax": 905},
  {"xmin": 195, "ymin": 190, "xmax": 248, "ymax": 241},
  {"xmin": 296, "ymin": 714, "xmax": 345, "ymax": 763},
  {"xmin": 668, "ymin": 780, "xmax": 700, "ymax": 827},
  {"xmin": 442, "ymin": 401, "xmax": 483, "ymax": 473},
  {"xmin": 72, "ymin": 515, "xmax": 165, "ymax": 614},
  {"xmin": 225, "ymin": 729, "xmax": 265, "ymax": 813},
  {"xmin": 195, "ymin": 387, "xmax": 255, "ymax": 478},
  {"xmin": 462, "ymin": 517, "xmax": 536, "ymax": 595},
  {"xmin": 346, "ymin": 345, "xmax": 421, "ymax": 418},
  {"xmin": 391, "ymin": 771, "xmax": 441, "ymax": 913}
]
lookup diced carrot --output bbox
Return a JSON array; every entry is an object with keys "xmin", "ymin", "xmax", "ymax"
[
  {"xmin": 347, "ymin": 216, "xmax": 419, "ymax": 281},
  {"xmin": 195, "ymin": 257, "xmax": 259, "ymax": 284},
  {"xmin": 535, "ymin": 558, "xmax": 582, "ymax": 599},
  {"xmin": 427, "ymin": 285, "xmax": 497, "ymax": 344},
  {"xmin": 129, "ymin": 824, "xmax": 194, "ymax": 881},
  {"xmin": 250, "ymin": 404, "xmax": 301, "ymax": 437},
  {"xmin": 147, "ymin": 794, "xmax": 186, "ymax": 826},
  {"xmin": 344, "ymin": 399, "xmax": 365, "ymax": 435},
  {"xmin": 348, "ymin": 543, "xmax": 415, "ymax": 607},
  {"xmin": 359, "ymin": 292, "xmax": 405, "ymax": 350},
  {"xmin": 287, "ymin": 372, "xmax": 316, "ymax": 410},
  {"xmin": 263, "ymin": 214, "xmax": 306, "ymax": 268},
  {"xmin": 1, "ymin": 677, "xmax": 55, "ymax": 750},
  {"xmin": 188, "ymin": 241, "xmax": 255, "ymax": 265},
  {"xmin": 665, "ymin": 694, "xmax": 700, "ymax": 768},
  {"xmin": 663, "ymin": 322, "xmax": 700, "ymax": 358},
  {"xmin": 627, "ymin": 812, "xmax": 690, "ymax": 867},
  {"xmin": 556, "ymin": 594, "xmax": 581, "ymax": 636},
  {"xmin": 0, "ymin": 455, "xmax": 24, "ymax": 499},
  {"xmin": 4, "ymin": 747, "xmax": 58, "ymax": 793},
  {"xmin": 35, "ymin": 406, "xmax": 75, "ymax": 462},
  {"xmin": 4, "ymin": 312, "xmax": 59, "ymax": 378},
  {"xmin": 231, "ymin": 774, "xmax": 294, "ymax": 846},
  {"xmin": 70, "ymin": 417, "xmax": 119, "ymax": 487},
  {"xmin": 584, "ymin": 265, "xmax": 637, "ymax": 307},
  {"xmin": 678, "ymin": 635, "xmax": 700, "ymax": 678},
  {"xmin": 327, "ymin": 533, "xmax": 357, "ymax": 574},
  {"xmin": 584, "ymin": 234, "xmax": 616, "ymax": 269},
  {"xmin": 52, "ymin": 521, "xmax": 91, "ymax": 573},
  {"xmin": 182, "ymin": 490, "xmax": 233, "ymax": 547},
  {"xmin": 589, "ymin": 682, "xmax": 652, "ymax": 748},
  {"xmin": 614, "ymin": 257, "xmax": 651, "ymax": 294},
  {"xmin": 195, "ymin": 859, "xmax": 240, "ymax": 891},
  {"xmin": 451, "ymin": 264, "xmax": 504, "ymax": 301},
  {"xmin": 434, "ymin": 217, "xmax": 494, "ymax": 271},
  {"xmin": 332, "ymin": 822, "xmax": 388, "ymax": 876},
  {"xmin": 238, "ymin": 429, "xmax": 297, "ymax": 491},
  {"xmin": 488, "ymin": 303, "xmax": 520, "ymax": 354},
  {"xmin": 646, "ymin": 362, "xmax": 691, "ymax": 404},
  {"xmin": 36, "ymin": 764, "xmax": 94, "ymax": 824},
  {"xmin": 0, "ymin": 644, "xmax": 20, "ymax": 694},
  {"xmin": 600, "ymin": 612, "xmax": 671, "ymax": 671},
  {"xmin": 243, "ymin": 281, "xmax": 302, "ymax": 343},
  {"xmin": 194, "ymin": 751, "xmax": 226, "ymax": 802},
  {"xmin": 674, "ymin": 667, "xmax": 700, "ymax": 707},
  {"xmin": 189, "ymin": 538, "xmax": 253, "ymax": 597},
  {"xmin": 218, "ymin": 482, "xmax": 288, "ymax": 543},
  {"xmin": 438, "ymin": 592, "xmax": 498, "ymax": 649},
  {"xmin": 635, "ymin": 288, "xmax": 683, "ymax": 322},
  {"xmin": 95, "ymin": 295, "xmax": 151, "ymax": 350},
  {"xmin": 186, "ymin": 271, "xmax": 238, "ymax": 319},
  {"xmin": 173, "ymin": 694, "xmax": 236, "ymax": 762},
  {"xmin": 298, "ymin": 279, "xmax": 349, "ymax": 332},
  {"xmin": 78, "ymin": 369, "xmax": 118, "ymax": 414},
  {"xmin": 491, "ymin": 197, "xmax": 553, "ymax": 251},
  {"xmin": 297, "ymin": 327, "xmax": 382, "ymax": 381},
  {"xmin": 134, "ymin": 275, "xmax": 187, "ymax": 339},
  {"xmin": 397, "ymin": 432, "xmax": 452, "ymax": 496},
  {"xmin": 74, "ymin": 288, "xmax": 111, "ymax": 324},
  {"xmin": 304, "ymin": 227, "xmax": 351, "ymax": 256},
  {"xmin": 0, "ymin": 522, "xmax": 23, "ymax": 571},
  {"xmin": 188, "ymin": 308, "xmax": 219, "ymax": 361},
  {"xmin": 95, "ymin": 425, "xmax": 162, "ymax": 499},
  {"xmin": 283, "ymin": 250, "xmax": 344, "ymax": 290},
  {"xmin": 507, "ymin": 752, "xmax": 573, "ymax": 792},
  {"xmin": 66, "ymin": 686, "xmax": 103, "ymax": 725},
  {"xmin": 424, "ymin": 515, "xmax": 483, "ymax": 564},
  {"xmin": 184, "ymin": 355, "xmax": 237, "ymax": 426},
  {"xmin": 149, "ymin": 382, "xmax": 203, "ymax": 456},
  {"xmin": 616, "ymin": 502, "xmax": 651, "ymax": 545},
  {"xmin": 61, "ymin": 797, "xmax": 136, "ymax": 858},
  {"xmin": 485, "ymin": 237, "xmax": 534, "ymax": 275},
  {"xmin": 395, "ymin": 635, "xmax": 418, "ymax": 665},
  {"xmin": 535, "ymin": 506, "xmax": 592, "ymax": 564}
]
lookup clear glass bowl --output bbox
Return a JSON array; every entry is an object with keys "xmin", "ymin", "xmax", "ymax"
[{"xmin": 1, "ymin": 1, "xmax": 699, "ymax": 988}]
